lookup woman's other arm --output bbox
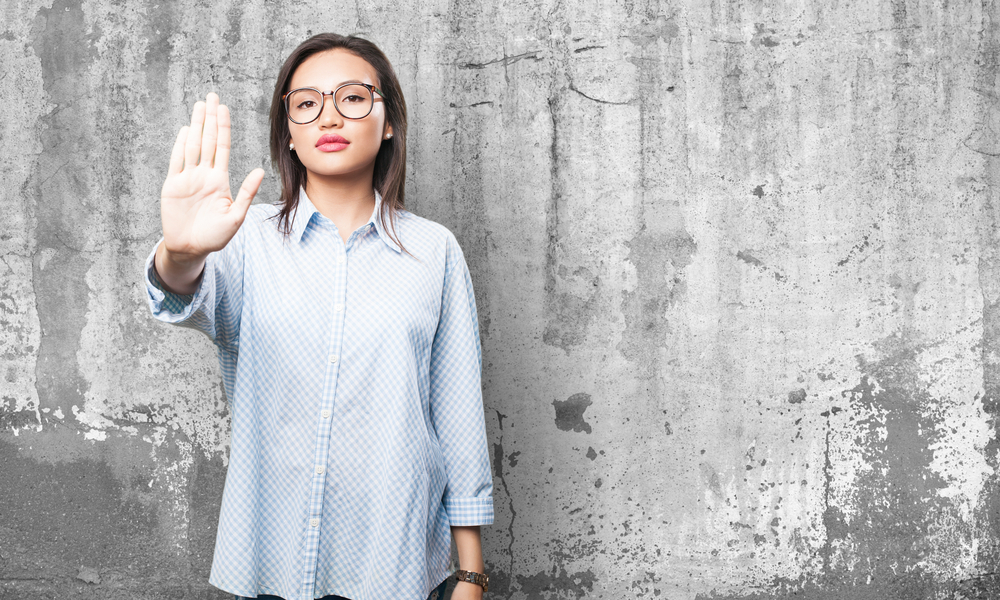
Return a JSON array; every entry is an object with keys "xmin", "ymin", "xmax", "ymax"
[
  {"xmin": 429, "ymin": 232, "xmax": 494, "ymax": 599},
  {"xmin": 451, "ymin": 525, "xmax": 485, "ymax": 600},
  {"xmin": 144, "ymin": 92, "xmax": 264, "ymax": 349}
]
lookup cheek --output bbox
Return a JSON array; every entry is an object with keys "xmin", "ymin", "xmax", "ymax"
[{"xmin": 352, "ymin": 122, "xmax": 386, "ymax": 149}]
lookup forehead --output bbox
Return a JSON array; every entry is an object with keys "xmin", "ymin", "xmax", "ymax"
[{"xmin": 289, "ymin": 49, "xmax": 379, "ymax": 90}]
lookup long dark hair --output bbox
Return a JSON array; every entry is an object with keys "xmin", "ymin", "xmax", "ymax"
[{"xmin": 268, "ymin": 33, "xmax": 408, "ymax": 252}]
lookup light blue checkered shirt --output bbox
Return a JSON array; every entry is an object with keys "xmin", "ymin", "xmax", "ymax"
[{"xmin": 143, "ymin": 187, "xmax": 494, "ymax": 600}]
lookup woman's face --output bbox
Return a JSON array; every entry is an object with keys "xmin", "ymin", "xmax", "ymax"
[{"xmin": 286, "ymin": 48, "xmax": 391, "ymax": 181}]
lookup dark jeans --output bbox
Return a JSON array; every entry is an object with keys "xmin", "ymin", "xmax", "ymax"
[{"xmin": 235, "ymin": 576, "xmax": 449, "ymax": 600}]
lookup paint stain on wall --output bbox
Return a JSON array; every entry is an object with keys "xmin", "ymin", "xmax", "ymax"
[
  {"xmin": 619, "ymin": 229, "xmax": 697, "ymax": 377},
  {"xmin": 517, "ymin": 565, "xmax": 597, "ymax": 600},
  {"xmin": 543, "ymin": 266, "xmax": 602, "ymax": 352},
  {"xmin": 553, "ymin": 393, "xmax": 593, "ymax": 433}
]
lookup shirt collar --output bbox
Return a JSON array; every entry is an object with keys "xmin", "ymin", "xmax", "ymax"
[{"xmin": 290, "ymin": 186, "xmax": 401, "ymax": 253}]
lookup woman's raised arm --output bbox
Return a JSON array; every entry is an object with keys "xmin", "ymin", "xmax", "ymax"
[{"xmin": 154, "ymin": 92, "xmax": 264, "ymax": 294}]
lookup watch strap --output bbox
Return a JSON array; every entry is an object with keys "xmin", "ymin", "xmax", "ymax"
[{"xmin": 454, "ymin": 569, "xmax": 489, "ymax": 593}]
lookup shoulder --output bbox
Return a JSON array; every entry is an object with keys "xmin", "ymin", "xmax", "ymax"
[
  {"xmin": 395, "ymin": 210, "xmax": 464, "ymax": 268},
  {"xmin": 393, "ymin": 209, "xmax": 465, "ymax": 261}
]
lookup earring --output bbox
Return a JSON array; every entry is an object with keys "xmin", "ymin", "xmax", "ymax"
[
  {"xmin": 289, "ymin": 142, "xmax": 295, "ymax": 150},
  {"xmin": 385, "ymin": 133, "xmax": 393, "ymax": 139}
]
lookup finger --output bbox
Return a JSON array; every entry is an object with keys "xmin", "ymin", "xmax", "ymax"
[
  {"xmin": 200, "ymin": 93, "xmax": 219, "ymax": 167},
  {"xmin": 216, "ymin": 104, "xmax": 232, "ymax": 173},
  {"xmin": 168, "ymin": 126, "xmax": 188, "ymax": 176},
  {"xmin": 232, "ymin": 169, "xmax": 265, "ymax": 218},
  {"xmin": 184, "ymin": 100, "xmax": 206, "ymax": 169}
]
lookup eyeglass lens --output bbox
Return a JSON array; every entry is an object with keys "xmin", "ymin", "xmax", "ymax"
[{"xmin": 287, "ymin": 85, "xmax": 373, "ymax": 123}]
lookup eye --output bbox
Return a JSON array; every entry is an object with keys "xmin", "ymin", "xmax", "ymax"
[
  {"xmin": 343, "ymin": 94, "xmax": 365, "ymax": 103},
  {"xmin": 296, "ymin": 100, "xmax": 316, "ymax": 109}
]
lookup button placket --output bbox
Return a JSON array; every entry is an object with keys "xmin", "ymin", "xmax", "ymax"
[{"xmin": 302, "ymin": 231, "xmax": 350, "ymax": 594}]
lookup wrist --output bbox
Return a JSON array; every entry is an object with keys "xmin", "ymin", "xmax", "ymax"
[
  {"xmin": 455, "ymin": 579, "xmax": 484, "ymax": 597},
  {"xmin": 161, "ymin": 244, "xmax": 207, "ymax": 270},
  {"xmin": 454, "ymin": 569, "xmax": 489, "ymax": 594},
  {"xmin": 155, "ymin": 243, "xmax": 207, "ymax": 295}
]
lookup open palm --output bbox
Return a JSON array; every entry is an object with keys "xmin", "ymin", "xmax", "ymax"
[{"xmin": 160, "ymin": 92, "xmax": 264, "ymax": 258}]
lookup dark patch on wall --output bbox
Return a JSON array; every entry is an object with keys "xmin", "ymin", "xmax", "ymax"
[
  {"xmin": 698, "ymin": 462, "xmax": 724, "ymax": 499},
  {"xmin": 694, "ymin": 573, "xmax": 1000, "ymax": 599},
  {"xmin": 585, "ymin": 446, "xmax": 597, "ymax": 460},
  {"xmin": 0, "ymin": 397, "xmax": 39, "ymax": 431},
  {"xmin": 787, "ymin": 389, "xmax": 806, "ymax": 404},
  {"xmin": 619, "ymin": 229, "xmax": 697, "ymax": 375},
  {"xmin": 187, "ymin": 450, "xmax": 227, "ymax": 582},
  {"xmin": 28, "ymin": 0, "xmax": 101, "ymax": 420},
  {"xmin": 736, "ymin": 250, "xmax": 765, "ymax": 267},
  {"xmin": 552, "ymin": 393, "xmax": 593, "ymax": 433},
  {"xmin": 482, "ymin": 561, "xmax": 511, "ymax": 599},
  {"xmin": 736, "ymin": 249, "xmax": 788, "ymax": 282},
  {"xmin": 836, "ymin": 229, "xmax": 876, "ymax": 267},
  {"xmin": 751, "ymin": 23, "xmax": 780, "ymax": 48},
  {"xmin": 541, "ymin": 91, "xmax": 578, "ymax": 355},
  {"xmin": 0, "ymin": 434, "xmax": 227, "ymax": 598},
  {"xmin": 845, "ymin": 339, "xmax": 949, "ymax": 572},
  {"xmin": 0, "ymin": 437, "xmax": 159, "ymax": 577},
  {"xmin": 517, "ymin": 565, "xmax": 597, "ymax": 599},
  {"xmin": 622, "ymin": 10, "xmax": 691, "ymax": 381},
  {"xmin": 722, "ymin": 331, "xmax": 960, "ymax": 598},
  {"xmin": 491, "ymin": 410, "xmax": 515, "ymax": 592},
  {"xmin": 752, "ymin": 184, "xmax": 765, "ymax": 197},
  {"xmin": 627, "ymin": 15, "xmax": 679, "ymax": 47},
  {"xmin": 543, "ymin": 267, "xmax": 602, "ymax": 352},
  {"xmin": 141, "ymin": 2, "xmax": 178, "ymax": 105},
  {"xmin": 223, "ymin": 5, "xmax": 244, "ymax": 45}
]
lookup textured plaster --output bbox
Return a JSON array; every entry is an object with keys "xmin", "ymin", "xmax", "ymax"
[{"xmin": 4, "ymin": 0, "xmax": 1000, "ymax": 598}]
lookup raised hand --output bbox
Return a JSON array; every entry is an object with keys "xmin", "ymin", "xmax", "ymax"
[{"xmin": 160, "ymin": 92, "xmax": 265, "ymax": 259}]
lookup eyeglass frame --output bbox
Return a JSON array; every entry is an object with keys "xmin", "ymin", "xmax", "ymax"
[{"xmin": 282, "ymin": 82, "xmax": 386, "ymax": 124}]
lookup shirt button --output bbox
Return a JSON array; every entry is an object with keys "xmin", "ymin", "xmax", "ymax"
[
  {"xmin": 334, "ymin": 303, "xmax": 344, "ymax": 313},
  {"xmin": 310, "ymin": 518, "xmax": 320, "ymax": 528},
  {"xmin": 329, "ymin": 354, "xmax": 339, "ymax": 363},
  {"xmin": 316, "ymin": 466, "xmax": 325, "ymax": 474},
  {"xmin": 337, "ymin": 256, "xmax": 346, "ymax": 265},
  {"xmin": 321, "ymin": 409, "xmax": 331, "ymax": 419}
]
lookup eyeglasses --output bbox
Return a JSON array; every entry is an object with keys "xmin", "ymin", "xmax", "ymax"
[{"xmin": 283, "ymin": 83, "xmax": 386, "ymax": 124}]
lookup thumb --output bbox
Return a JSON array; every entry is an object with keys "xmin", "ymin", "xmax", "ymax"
[{"xmin": 233, "ymin": 168, "xmax": 265, "ymax": 217}]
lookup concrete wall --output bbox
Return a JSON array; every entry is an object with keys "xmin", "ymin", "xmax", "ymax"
[{"xmin": 3, "ymin": 0, "xmax": 999, "ymax": 598}]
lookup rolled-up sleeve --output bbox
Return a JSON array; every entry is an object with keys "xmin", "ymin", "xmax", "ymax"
[
  {"xmin": 143, "ymin": 227, "xmax": 245, "ymax": 354},
  {"xmin": 428, "ymin": 232, "xmax": 494, "ymax": 526}
]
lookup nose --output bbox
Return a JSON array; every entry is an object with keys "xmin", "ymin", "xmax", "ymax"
[{"xmin": 318, "ymin": 94, "xmax": 343, "ymax": 128}]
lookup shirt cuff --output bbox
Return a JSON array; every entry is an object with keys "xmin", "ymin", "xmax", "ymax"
[
  {"xmin": 144, "ymin": 239, "xmax": 212, "ymax": 323},
  {"xmin": 444, "ymin": 496, "xmax": 494, "ymax": 526}
]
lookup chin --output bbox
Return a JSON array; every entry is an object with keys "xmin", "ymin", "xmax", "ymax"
[{"xmin": 302, "ymin": 161, "xmax": 371, "ymax": 178}]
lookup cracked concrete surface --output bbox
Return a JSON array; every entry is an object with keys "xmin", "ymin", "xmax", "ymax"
[{"xmin": 4, "ymin": 0, "xmax": 1000, "ymax": 598}]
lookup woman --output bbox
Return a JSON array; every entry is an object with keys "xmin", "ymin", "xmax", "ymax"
[{"xmin": 144, "ymin": 33, "xmax": 493, "ymax": 600}]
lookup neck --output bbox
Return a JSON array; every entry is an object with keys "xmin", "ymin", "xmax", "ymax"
[{"xmin": 304, "ymin": 168, "xmax": 377, "ymax": 229}]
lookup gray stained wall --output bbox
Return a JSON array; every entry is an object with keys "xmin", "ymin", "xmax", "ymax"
[{"xmin": 2, "ymin": 0, "xmax": 999, "ymax": 598}]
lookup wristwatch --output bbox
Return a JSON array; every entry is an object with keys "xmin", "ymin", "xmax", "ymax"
[{"xmin": 454, "ymin": 569, "xmax": 489, "ymax": 593}]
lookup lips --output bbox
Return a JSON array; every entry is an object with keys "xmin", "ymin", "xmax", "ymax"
[
  {"xmin": 315, "ymin": 133, "xmax": 350, "ymax": 152},
  {"xmin": 316, "ymin": 134, "xmax": 349, "ymax": 146}
]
